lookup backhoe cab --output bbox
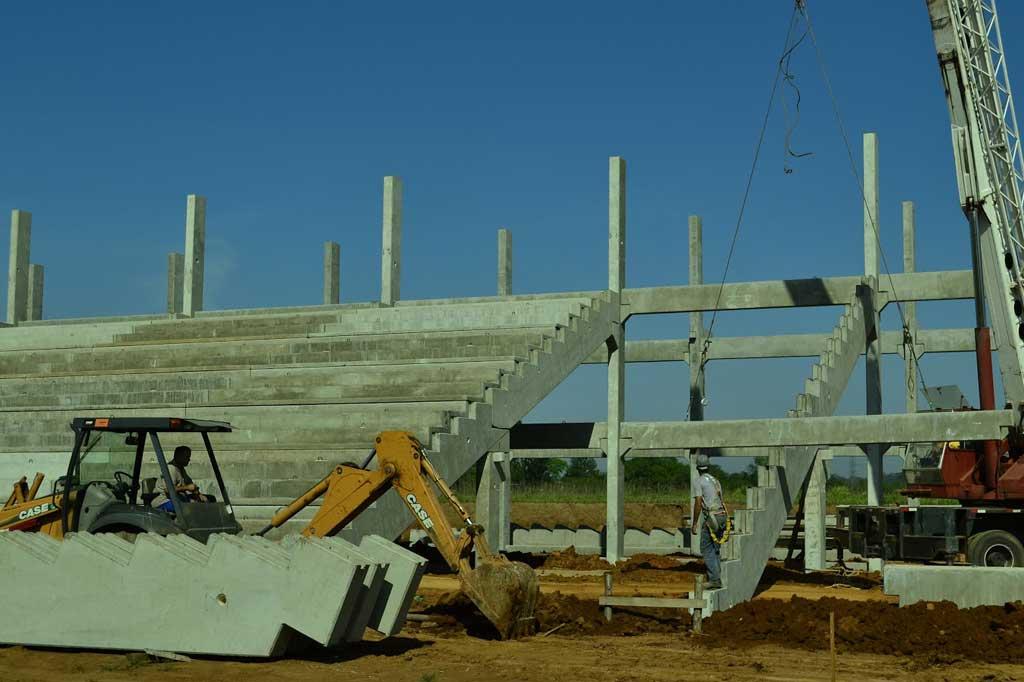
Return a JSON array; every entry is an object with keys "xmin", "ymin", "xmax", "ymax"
[{"xmin": 1, "ymin": 417, "xmax": 241, "ymax": 541}]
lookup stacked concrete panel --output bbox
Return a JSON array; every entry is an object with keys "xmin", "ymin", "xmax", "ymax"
[
  {"xmin": 0, "ymin": 531, "xmax": 424, "ymax": 656},
  {"xmin": 702, "ymin": 285, "xmax": 871, "ymax": 612}
]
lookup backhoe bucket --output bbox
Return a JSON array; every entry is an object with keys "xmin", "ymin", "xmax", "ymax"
[{"xmin": 458, "ymin": 556, "xmax": 539, "ymax": 639}]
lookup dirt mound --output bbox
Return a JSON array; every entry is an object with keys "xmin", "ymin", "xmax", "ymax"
[
  {"xmin": 704, "ymin": 597, "xmax": 1024, "ymax": 663},
  {"xmin": 540, "ymin": 546, "xmax": 611, "ymax": 570},
  {"xmin": 539, "ymin": 547, "xmax": 696, "ymax": 574},
  {"xmin": 419, "ymin": 590, "xmax": 690, "ymax": 638}
]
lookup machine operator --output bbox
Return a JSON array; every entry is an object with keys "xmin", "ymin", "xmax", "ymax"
[{"xmin": 151, "ymin": 445, "xmax": 211, "ymax": 511}]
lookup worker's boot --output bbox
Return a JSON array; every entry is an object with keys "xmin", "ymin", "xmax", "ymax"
[{"xmin": 707, "ymin": 579, "xmax": 722, "ymax": 590}]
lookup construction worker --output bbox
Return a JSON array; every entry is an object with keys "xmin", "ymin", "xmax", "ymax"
[{"xmin": 691, "ymin": 453, "xmax": 727, "ymax": 590}]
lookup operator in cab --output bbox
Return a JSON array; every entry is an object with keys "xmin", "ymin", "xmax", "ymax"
[
  {"xmin": 691, "ymin": 453, "xmax": 728, "ymax": 590},
  {"xmin": 151, "ymin": 445, "xmax": 212, "ymax": 512}
]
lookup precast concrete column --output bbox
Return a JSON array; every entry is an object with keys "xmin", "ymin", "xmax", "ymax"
[
  {"xmin": 903, "ymin": 202, "xmax": 921, "ymax": 506},
  {"xmin": 606, "ymin": 156, "xmax": 626, "ymax": 563},
  {"xmin": 863, "ymin": 133, "xmax": 884, "ymax": 512},
  {"xmin": 497, "ymin": 228, "xmax": 511, "ymax": 296},
  {"xmin": 6, "ymin": 210, "xmax": 31, "ymax": 325},
  {"xmin": 903, "ymin": 201, "xmax": 918, "ymax": 414},
  {"xmin": 26, "ymin": 264, "xmax": 43, "ymax": 321},
  {"xmin": 167, "ymin": 253, "xmax": 184, "ymax": 315},
  {"xmin": 475, "ymin": 452, "xmax": 511, "ymax": 551},
  {"xmin": 182, "ymin": 195, "xmax": 206, "ymax": 316},
  {"xmin": 324, "ymin": 241, "xmax": 340, "ymax": 305},
  {"xmin": 381, "ymin": 176, "xmax": 402, "ymax": 306},
  {"xmin": 688, "ymin": 215, "xmax": 706, "ymax": 556},
  {"xmin": 803, "ymin": 449, "xmax": 828, "ymax": 571}
]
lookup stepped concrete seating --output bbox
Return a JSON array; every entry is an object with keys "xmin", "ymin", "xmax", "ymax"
[
  {"xmin": 0, "ymin": 531, "xmax": 425, "ymax": 656},
  {"xmin": 0, "ymin": 293, "xmax": 616, "ymax": 545},
  {"xmin": 700, "ymin": 285, "xmax": 873, "ymax": 613}
]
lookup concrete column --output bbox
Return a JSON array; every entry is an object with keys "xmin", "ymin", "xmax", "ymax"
[
  {"xmin": 903, "ymin": 201, "xmax": 918, "ymax": 414},
  {"xmin": 606, "ymin": 156, "xmax": 626, "ymax": 563},
  {"xmin": 381, "ymin": 176, "xmax": 402, "ymax": 306},
  {"xmin": 25, "ymin": 264, "xmax": 43, "ymax": 321},
  {"xmin": 476, "ymin": 452, "xmax": 511, "ymax": 551},
  {"xmin": 323, "ymin": 241, "xmax": 340, "ymax": 305},
  {"xmin": 497, "ymin": 228, "xmax": 512, "ymax": 296},
  {"xmin": 863, "ymin": 134, "xmax": 884, "ymax": 511},
  {"xmin": 6, "ymin": 210, "xmax": 31, "ymax": 325},
  {"xmin": 167, "ymin": 253, "xmax": 184, "ymax": 315},
  {"xmin": 903, "ymin": 202, "xmax": 921, "ymax": 507},
  {"xmin": 182, "ymin": 195, "xmax": 206, "ymax": 316},
  {"xmin": 804, "ymin": 449, "xmax": 828, "ymax": 571},
  {"xmin": 688, "ymin": 215, "xmax": 705, "ymax": 556}
]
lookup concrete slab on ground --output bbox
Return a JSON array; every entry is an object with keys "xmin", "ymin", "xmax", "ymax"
[{"xmin": 884, "ymin": 564, "xmax": 1024, "ymax": 607}]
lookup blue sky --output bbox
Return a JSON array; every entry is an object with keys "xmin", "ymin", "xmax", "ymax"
[{"xmin": 2, "ymin": 1, "xmax": 1019, "ymax": 474}]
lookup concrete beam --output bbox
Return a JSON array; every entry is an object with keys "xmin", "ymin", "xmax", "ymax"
[
  {"xmin": 475, "ymin": 451, "xmax": 511, "ymax": 550},
  {"xmin": 497, "ymin": 228, "xmax": 511, "ymax": 296},
  {"xmin": 324, "ymin": 241, "xmax": 340, "ymax": 305},
  {"xmin": 381, "ymin": 176, "xmax": 401, "ymax": 306},
  {"xmin": 167, "ymin": 252, "xmax": 184, "ymax": 315},
  {"xmin": 582, "ymin": 328, "xmax": 984, "ymax": 365},
  {"xmin": 606, "ymin": 156, "xmax": 626, "ymax": 563},
  {"xmin": 6, "ymin": 210, "xmax": 31, "ymax": 325},
  {"xmin": 902, "ymin": 201, "xmax": 921, "ymax": 416},
  {"xmin": 26, "ymin": 264, "xmax": 43, "ymax": 322},
  {"xmin": 182, "ymin": 195, "xmax": 206, "ymax": 316},
  {"xmin": 622, "ymin": 269, "xmax": 973, "ymax": 316},
  {"xmin": 625, "ymin": 411, "xmax": 1017, "ymax": 449},
  {"xmin": 885, "ymin": 565, "xmax": 1024, "ymax": 608},
  {"xmin": 512, "ymin": 410, "xmax": 1017, "ymax": 450}
]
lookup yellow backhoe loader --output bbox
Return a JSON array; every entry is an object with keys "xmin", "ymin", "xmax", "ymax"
[{"xmin": 257, "ymin": 430, "xmax": 539, "ymax": 639}]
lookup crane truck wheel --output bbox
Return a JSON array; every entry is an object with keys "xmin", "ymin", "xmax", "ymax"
[{"xmin": 967, "ymin": 530, "xmax": 1024, "ymax": 567}]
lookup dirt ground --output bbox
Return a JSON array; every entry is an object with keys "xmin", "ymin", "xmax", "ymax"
[
  {"xmin": 5, "ymin": 504, "xmax": 1024, "ymax": 681},
  {"xmin": 8, "ymin": 559, "xmax": 1019, "ymax": 682}
]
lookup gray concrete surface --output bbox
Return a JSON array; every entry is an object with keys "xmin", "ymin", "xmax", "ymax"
[
  {"xmin": 182, "ymin": 195, "xmax": 205, "ymax": 316},
  {"xmin": 0, "ymin": 531, "xmax": 423, "ymax": 656},
  {"xmin": 381, "ymin": 176, "xmax": 401, "ymax": 305},
  {"xmin": 324, "ymin": 240, "xmax": 340, "ymax": 305},
  {"xmin": 26, "ymin": 264, "xmax": 43, "ymax": 322},
  {"xmin": 167, "ymin": 252, "xmax": 184, "ymax": 315},
  {"xmin": 884, "ymin": 564, "xmax": 1024, "ymax": 607},
  {"xmin": 6, "ymin": 210, "xmax": 30, "ymax": 325}
]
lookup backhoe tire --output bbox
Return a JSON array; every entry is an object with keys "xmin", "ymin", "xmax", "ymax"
[{"xmin": 967, "ymin": 530, "xmax": 1024, "ymax": 567}]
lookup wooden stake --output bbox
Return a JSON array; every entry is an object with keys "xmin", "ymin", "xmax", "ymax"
[
  {"xmin": 693, "ymin": 575, "xmax": 704, "ymax": 634},
  {"xmin": 829, "ymin": 610, "xmax": 837, "ymax": 682},
  {"xmin": 603, "ymin": 572, "xmax": 613, "ymax": 622}
]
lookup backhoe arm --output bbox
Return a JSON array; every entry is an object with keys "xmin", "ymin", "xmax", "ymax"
[{"xmin": 257, "ymin": 431, "xmax": 538, "ymax": 639}]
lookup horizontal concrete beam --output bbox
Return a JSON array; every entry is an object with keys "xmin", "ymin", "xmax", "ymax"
[
  {"xmin": 512, "ymin": 410, "xmax": 1018, "ymax": 451},
  {"xmin": 582, "ymin": 328, "xmax": 981, "ymax": 364},
  {"xmin": 625, "ymin": 411, "xmax": 1017, "ymax": 449},
  {"xmin": 622, "ymin": 270, "xmax": 973, "ymax": 315}
]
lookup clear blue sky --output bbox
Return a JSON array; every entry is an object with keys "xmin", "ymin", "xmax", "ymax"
[{"xmin": 2, "ymin": 1, "xmax": 1020, "ymax": 473}]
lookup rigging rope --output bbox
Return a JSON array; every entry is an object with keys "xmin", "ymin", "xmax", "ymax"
[
  {"xmin": 687, "ymin": 3, "xmax": 804, "ymax": 419},
  {"xmin": 689, "ymin": 0, "xmax": 935, "ymax": 417},
  {"xmin": 798, "ymin": 0, "xmax": 935, "ymax": 409}
]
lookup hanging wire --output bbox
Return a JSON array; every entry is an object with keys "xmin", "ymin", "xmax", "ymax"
[
  {"xmin": 798, "ymin": 0, "xmax": 935, "ymax": 409},
  {"xmin": 780, "ymin": 28, "xmax": 814, "ymax": 173},
  {"xmin": 686, "ymin": 3, "xmax": 804, "ymax": 420}
]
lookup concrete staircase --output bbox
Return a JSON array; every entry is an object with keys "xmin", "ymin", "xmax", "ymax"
[
  {"xmin": 703, "ymin": 284, "xmax": 872, "ymax": 612},
  {"xmin": 338, "ymin": 292, "xmax": 617, "ymax": 544},
  {"xmin": 0, "ymin": 292, "xmax": 617, "ymax": 540}
]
